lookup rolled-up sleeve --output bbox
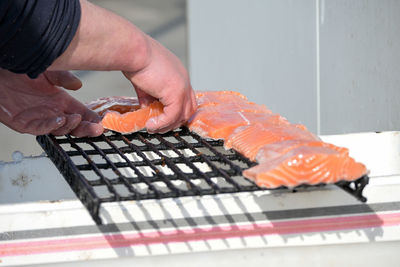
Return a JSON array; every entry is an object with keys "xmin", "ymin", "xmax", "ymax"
[{"xmin": 0, "ymin": 0, "xmax": 81, "ymax": 78}]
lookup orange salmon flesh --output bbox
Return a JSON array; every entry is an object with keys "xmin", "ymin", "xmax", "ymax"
[{"xmin": 87, "ymin": 92, "xmax": 368, "ymax": 189}]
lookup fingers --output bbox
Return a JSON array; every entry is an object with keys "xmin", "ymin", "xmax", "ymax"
[
  {"xmin": 44, "ymin": 71, "xmax": 83, "ymax": 90},
  {"xmin": 13, "ymin": 100, "xmax": 103, "ymax": 136},
  {"xmin": 0, "ymin": 70, "xmax": 103, "ymax": 137},
  {"xmin": 50, "ymin": 114, "xmax": 82, "ymax": 136},
  {"xmin": 54, "ymin": 100, "xmax": 103, "ymax": 137},
  {"xmin": 145, "ymin": 97, "xmax": 180, "ymax": 133},
  {"xmin": 135, "ymin": 88, "xmax": 157, "ymax": 107},
  {"xmin": 21, "ymin": 115, "xmax": 67, "ymax": 136},
  {"xmin": 52, "ymin": 92, "xmax": 104, "ymax": 137},
  {"xmin": 145, "ymin": 92, "xmax": 197, "ymax": 133},
  {"xmin": 31, "ymin": 114, "xmax": 103, "ymax": 137},
  {"xmin": 146, "ymin": 114, "xmax": 175, "ymax": 134},
  {"xmin": 63, "ymin": 96, "xmax": 102, "ymax": 122},
  {"xmin": 70, "ymin": 121, "xmax": 104, "ymax": 137},
  {"xmin": 20, "ymin": 115, "xmax": 102, "ymax": 137}
]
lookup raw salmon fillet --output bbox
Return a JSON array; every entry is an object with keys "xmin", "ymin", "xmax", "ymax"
[
  {"xmin": 225, "ymin": 122, "xmax": 319, "ymax": 160},
  {"xmin": 195, "ymin": 90, "xmax": 248, "ymax": 108},
  {"xmin": 254, "ymin": 139, "xmax": 349, "ymax": 163},
  {"xmin": 195, "ymin": 90, "xmax": 269, "ymax": 112},
  {"xmin": 243, "ymin": 145, "xmax": 367, "ymax": 188},
  {"xmin": 188, "ymin": 90, "xmax": 368, "ymax": 188},
  {"xmin": 87, "ymin": 96, "xmax": 163, "ymax": 134},
  {"xmin": 187, "ymin": 106, "xmax": 276, "ymax": 140},
  {"xmin": 87, "ymin": 91, "xmax": 368, "ymax": 189},
  {"xmin": 188, "ymin": 91, "xmax": 275, "ymax": 139}
]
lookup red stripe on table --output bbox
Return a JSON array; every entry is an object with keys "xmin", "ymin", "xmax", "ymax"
[{"xmin": 1, "ymin": 212, "xmax": 399, "ymax": 257}]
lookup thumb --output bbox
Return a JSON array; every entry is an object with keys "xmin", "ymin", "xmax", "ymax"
[
  {"xmin": 44, "ymin": 71, "xmax": 82, "ymax": 90},
  {"xmin": 145, "ymin": 104, "xmax": 181, "ymax": 133},
  {"xmin": 134, "ymin": 87, "xmax": 157, "ymax": 107}
]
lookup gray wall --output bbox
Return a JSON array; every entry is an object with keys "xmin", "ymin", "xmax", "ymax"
[{"xmin": 187, "ymin": 0, "xmax": 400, "ymax": 134}]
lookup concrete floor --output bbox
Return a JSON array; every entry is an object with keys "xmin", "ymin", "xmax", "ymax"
[{"xmin": 0, "ymin": 0, "xmax": 187, "ymax": 161}]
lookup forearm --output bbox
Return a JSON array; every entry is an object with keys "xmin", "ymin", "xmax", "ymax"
[
  {"xmin": 49, "ymin": 0, "xmax": 150, "ymax": 73},
  {"xmin": 51, "ymin": 0, "xmax": 196, "ymax": 134}
]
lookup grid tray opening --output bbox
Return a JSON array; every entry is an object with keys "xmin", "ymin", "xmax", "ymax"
[{"xmin": 37, "ymin": 127, "xmax": 369, "ymax": 224}]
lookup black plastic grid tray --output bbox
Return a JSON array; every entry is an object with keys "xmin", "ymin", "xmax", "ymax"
[{"xmin": 37, "ymin": 127, "xmax": 369, "ymax": 224}]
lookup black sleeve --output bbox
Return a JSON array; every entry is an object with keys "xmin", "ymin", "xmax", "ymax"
[{"xmin": 0, "ymin": 0, "xmax": 81, "ymax": 78}]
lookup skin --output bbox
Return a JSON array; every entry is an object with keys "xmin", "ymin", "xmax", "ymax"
[
  {"xmin": 0, "ymin": 69, "xmax": 103, "ymax": 137},
  {"xmin": 51, "ymin": 0, "xmax": 197, "ymax": 133},
  {"xmin": 0, "ymin": 0, "xmax": 197, "ymax": 136}
]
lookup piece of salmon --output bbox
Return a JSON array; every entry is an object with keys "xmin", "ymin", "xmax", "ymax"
[
  {"xmin": 225, "ymin": 122, "xmax": 319, "ymax": 161},
  {"xmin": 195, "ymin": 90, "xmax": 248, "ymax": 108},
  {"xmin": 243, "ymin": 145, "xmax": 367, "ymax": 188},
  {"xmin": 188, "ymin": 91, "xmax": 276, "ymax": 139},
  {"xmin": 87, "ymin": 91, "xmax": 368, "ymax": 189},
  {"xmin": 190, "ymin": 91, "xmax": 368, "ymax": 188},
  {"xmin": 195, "ymin": 90, "xmax": 269, "ymax": 112},
  {"xmin": 188, "ymin": 110, "xmax": 267, "ymax": 140},
  {"xmin": 87, "ymin": 96, "xmax": 163, "ymax": 134},
  {"xmin": 187, "ymin": 105, "xmax": 277, "ymax": 140},
  {"xmin": 254, "ymin": 139, "xmax": 349, "ymax": 163}
]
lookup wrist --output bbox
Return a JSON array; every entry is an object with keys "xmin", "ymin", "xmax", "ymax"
[
  {"xmin": 49, "ymin": 0, "xmax": 152, "ymax": 73},
  {"xmin": 117, "ymin": 28, "xmax": 152, "ymax": 73}
]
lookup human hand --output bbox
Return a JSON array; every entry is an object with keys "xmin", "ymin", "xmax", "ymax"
[
  {"xmin": 44, "ymin": 70, "xmax": 83, "ymax": 91},
  {"xmin": 47, "ymin": 0, "xmax": 197, "ymax": 133},
  {"xmin": 123, "ymin": 37, "xmax": 197, "ymax": 133},
  {"xmin": 0, "ymin": 69, "xmax": 103, "ymax": 137}
]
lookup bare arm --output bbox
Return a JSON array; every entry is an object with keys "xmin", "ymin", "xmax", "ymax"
[
  {"xmin": 49, "ymin": 0, "xmax": 149, "ymax": 73},
  {"xmin": 49, "ymin": 0, "xmax": 197, "ymax": 133},
  {"xmin": 0, "ymin": 0, "xmax": 196, "ymax": 137}
]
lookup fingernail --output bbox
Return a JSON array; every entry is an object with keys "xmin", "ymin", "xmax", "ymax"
[
  {"xmin": 147, "ymin": 117, "xmax": 157, "ymax": 128},
  {"xmin": 94, "ymin": 125, "xmax": 104, "ymax": 136},
  {"xmin": 56, "ymin": 116, "xmax": 64, "ymax": 124}
]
